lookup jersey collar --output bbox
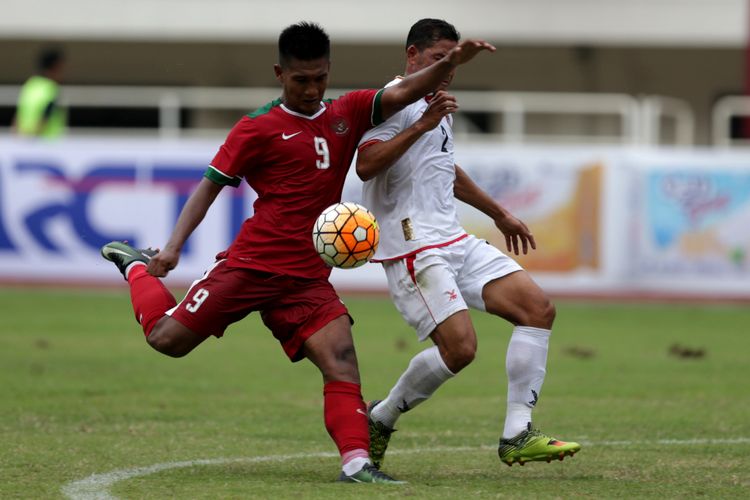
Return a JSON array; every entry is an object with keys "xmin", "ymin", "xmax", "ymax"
[{"xmin": 280, "ymin": 102, "xmax": 327, "ymax": 120}]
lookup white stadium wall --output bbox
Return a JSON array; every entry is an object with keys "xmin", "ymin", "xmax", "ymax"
[
  {"xmin": 1, "ymin": 0, "xmax": 745, "ymax": 46},
  {"xmin": 1, "ymin": 137, "xmax": 749, "ymax": 298}
]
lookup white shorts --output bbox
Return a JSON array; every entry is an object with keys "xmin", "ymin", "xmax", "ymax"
[{"xmin": 382, "ymin": 235, "xmax": 523, "ymax": 341}]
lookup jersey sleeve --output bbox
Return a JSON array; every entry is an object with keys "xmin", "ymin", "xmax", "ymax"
[
  {"xmin": 337, "ymin": 88, "xmax": 385, "ymax": 136},
  {"xmin": 358, "ymin": 111, "xmax": 401, "ymax": 147},
  {"xmin": 358, "ymin": 102, "xmax": 415, "ymax": 148},
  {"xmin": 206, "ymin": 116, "xmax": 260, "ymax": 187}
]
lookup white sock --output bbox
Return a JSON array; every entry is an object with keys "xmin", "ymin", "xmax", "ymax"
[
  {"xmin": 503, "ymin": 326, "xmax": 550, "ymax": 439},
  {"xmin": 371, "ymin": 346, "xmax": 454, "ymax": 429},
  {"xmin": 342, "ymin": 455, "xmax": 370, "ymax": 476},
  {"xmin": 124, "ymin": 261, "xmax": 147, "ymax": 279}
]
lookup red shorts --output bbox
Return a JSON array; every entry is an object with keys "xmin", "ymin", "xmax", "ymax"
[{"xmin": 167, "ymin": 260, "xmax": 351, "ymax": 361}]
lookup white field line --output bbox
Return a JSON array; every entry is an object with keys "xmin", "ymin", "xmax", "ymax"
[{"xmin": 62, "ymin": 438, "xmax": 750, "ymax": 500}]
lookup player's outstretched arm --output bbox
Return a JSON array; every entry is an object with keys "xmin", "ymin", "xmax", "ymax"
[
  {"xmin": 357, "ymin": 91, "xmax": 458, "ymax": 181},
  {"xmin": 379, "ymin": 39, "xmax": 495, "ymax": 120},
  {"xmin": 454, "ymin": 165, "xmax": 536, "ymax": 255},
  {"xmin": 446, "ymin": 39, "xmax": 498, "ymax": 66},
  {"xmin": 148, "ymin": 177, "xmax": 224, "ymax": 277}
]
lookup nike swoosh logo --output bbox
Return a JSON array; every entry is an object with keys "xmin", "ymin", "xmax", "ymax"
[
  {"xmin": 105, "ymin": 249, "xmax": 132, "ymax": 257},
  {"xmin": 356, "ymin": 408, "xmax": 367, "ymax": 416},
  {"xmin": 282, "ymin": 131, "xmax": 302, "ymax": 140},
  {"xmin": 104, "ymin": 248, "xmax": 152, "ymax": 260}
]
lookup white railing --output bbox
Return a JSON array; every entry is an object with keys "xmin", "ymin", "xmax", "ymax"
[
  {"xmin": 638, "ymin": 95, "xmax": 695, "ymax": 146},
  {"xmin": 0, "ymin": 84, "xmax": 694, "ymax": 145}
]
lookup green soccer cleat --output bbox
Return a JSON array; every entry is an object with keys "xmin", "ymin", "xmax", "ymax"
[
  {"xmin": 101, "ymin": 241, "xmax": 157, "ymax": 280},
  {"xmin": 367, "ymin": 400, "xmax": 396, "ymax": 469},
  {"xmin": 498, "ymin": 424, "xmax": 581, "ymax": 467},
  {"xmin": 337, "ymin": 463, "xmax": 405, "ymax": 484}
]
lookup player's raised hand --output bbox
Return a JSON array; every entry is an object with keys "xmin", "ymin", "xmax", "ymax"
[
  {"xmin": 417, "ymin": 91, "xmax": 458, "ymax": 130},
  {"xmin": 148, "ymin": 247, "xmax": 180, "ymax": 277},
  {"xmin": 447, "ymin": 39, "xmax": 496, "ymax": 66},
  {"xmin": 495, "ymin": 213, "xmax": 537, "ymax": 256}
]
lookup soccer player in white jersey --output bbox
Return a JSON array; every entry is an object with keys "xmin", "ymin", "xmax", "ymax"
[{"xmin": 356, "ymin": 19, "xmax": 581, "ymax": 468}]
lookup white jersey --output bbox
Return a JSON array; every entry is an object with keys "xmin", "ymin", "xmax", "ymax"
[{"xmin": 360, "ymin": 78, "xmax": 465, "ymax": 260}]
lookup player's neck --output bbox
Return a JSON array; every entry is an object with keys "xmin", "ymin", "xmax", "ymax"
[{"xmin": 280, "ymin": 97, "xmax": 324, "ymax": 117}]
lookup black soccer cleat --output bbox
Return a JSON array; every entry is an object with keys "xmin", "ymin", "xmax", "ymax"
[
  {"xmin": 101, "ymin": 241, "xmax": 157, "ymax": 280},
  {"xmin": 337, "ymin": 463, "xmax": 405, "ymax": 484}
]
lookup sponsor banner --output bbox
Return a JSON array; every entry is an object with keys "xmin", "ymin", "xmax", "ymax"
[
  {"xmin": 342, "ymin": 144, "xmax": 614, "ymax": 291},
  {"xmin": 454, "ymin": 145, "xmax": 606, "ymax": 275},
  {"xmin": 0, "ymin": 136, "xmax": 387, "ymax": 290},
  {"xmin": 2, "ymin": 137, "xmax": 750, "ymax": 297},
  {"xmin": 628, "ymin": 151, "xmax": 750, "ymax": 293},
  {"xmin": 0, "ymin": 137, "xmax": 254, "ymax": 285}
]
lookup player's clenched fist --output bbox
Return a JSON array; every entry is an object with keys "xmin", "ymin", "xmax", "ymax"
[
  {"xmin": 417, "ymin": 91, "xmax": 458, "ymax": 131},
  {"xmin": 148, "ymin": 248, "xmax": 179, "ymax": 277}
]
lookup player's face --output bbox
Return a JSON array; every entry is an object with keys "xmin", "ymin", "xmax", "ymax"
[
  {"xmin": 406, "ymin": 39, "xmax": 458, "ymax": 91},
  {"xmin": 275, "ymin": 57, "xmax": 330, "ymax": 116},
  {"xmin": 47, "ymin": 60, "xmax": 66, "ymax": 83}
]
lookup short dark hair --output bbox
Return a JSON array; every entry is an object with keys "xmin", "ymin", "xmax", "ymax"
[
  {"xmin": 406, "ymin": 19, "xmax": 460, "ymax": 51},
  {"xmin": 38, "ymin": 48, "xmax": 65, "ymax": 72},
  {"xmin": 278, "ymin": 22, "xmax": 330, "ymax": 67}
]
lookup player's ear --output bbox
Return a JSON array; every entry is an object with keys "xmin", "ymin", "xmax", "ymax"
[
  {"xmin": 406, "ymin": 45, "xmax": 420, "ymax": 62},
  {"xmin": 273, "ymin": 64, "xmax": 283, "ymax": 83}
]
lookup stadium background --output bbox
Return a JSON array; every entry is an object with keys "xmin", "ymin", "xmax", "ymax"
[
  {"xmin": 2, "ymin": 2, "xmax": 750, "ymax": 499},
  {"xmin": 2, "ymin": 0, "xmax": 749, "ymax": 298}
]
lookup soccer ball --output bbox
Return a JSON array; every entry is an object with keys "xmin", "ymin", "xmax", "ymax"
[{"xmin": 313, "ymin": 202, "xmax": 379, "ymax": 269}]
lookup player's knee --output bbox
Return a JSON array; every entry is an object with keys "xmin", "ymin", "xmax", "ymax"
[
  {"xmin": 322, "ymin": 344, "xmax": 361, "ymax": 382},
  {"xmin": 519, "ymin": 295, "xmax": 555, "ymax": 329},
  {"xmin": 537, "ymin": 299, "xmax": 556, "ymax": 329},
  {"xmin": 146, "ymin": 329, "xmax": 189, "ymax": 358},
  {"xmin": 334, "ymin": 342, "xmax": 357, "ymax": 364},
  {"xmin": 442, "ymin": 340, "xmax": 476, "ymax": 373}
]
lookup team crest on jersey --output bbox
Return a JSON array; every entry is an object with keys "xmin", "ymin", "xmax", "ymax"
[{"xmin": 331, "ymin": 117, "xmax": 349, "ymax": 135}]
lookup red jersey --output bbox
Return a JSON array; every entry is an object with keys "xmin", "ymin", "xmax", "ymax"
[{"xmin": 207, "ymin": 89, "xmax": 384, "ymax": 279}]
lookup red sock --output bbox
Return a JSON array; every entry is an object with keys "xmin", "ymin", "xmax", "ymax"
[
  {"xmin": 323, "ymin": 381, "xmax": 370, "ymax": 458},
  {"xmin": 126, "ymin": 265, "xmax": 177, "ymax": 337}
]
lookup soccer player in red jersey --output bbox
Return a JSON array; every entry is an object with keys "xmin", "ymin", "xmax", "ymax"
[{"xmin": 101, "ymin": 22, "xmax": 494, "ymax": 483}]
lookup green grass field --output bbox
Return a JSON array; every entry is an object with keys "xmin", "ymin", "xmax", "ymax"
[{"xmin": 1, "ymin": 286, "xmax": 749, "ymax": 499}]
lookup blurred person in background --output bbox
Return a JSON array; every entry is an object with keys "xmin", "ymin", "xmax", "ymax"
[
  {"xmin": 13, "ymin": 47, "xmax": 67, "ymax": 139},
  {"xmin": 356, "ymin": 18, "xmax": 581, "ymax": 469},
  {"xmin": 101, "ymin": 21, "xmax": 494, "ymax": 484}
]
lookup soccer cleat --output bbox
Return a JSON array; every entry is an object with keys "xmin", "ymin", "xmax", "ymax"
[
  {"xmin": 337, "ymin": 463, "xmax": 405, "ymax": 484},
  {"xmin": 101, "ymin": 241, "xmax": 157, "ymax": 280},
  {"xmin": 367, "ymin": 400, "xmax": 396, "ymax": 469},
  {"xmin": 498, "ymin": 423, "xmax": 581, "ymax": 467}
]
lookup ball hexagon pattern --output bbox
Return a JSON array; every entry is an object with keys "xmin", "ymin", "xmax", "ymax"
[{"xmin": 312, "ymin": 202, "xmax": 379, "ymax": 269}]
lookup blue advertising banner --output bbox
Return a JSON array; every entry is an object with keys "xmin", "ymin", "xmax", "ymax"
[{"xmin": 0, "ymin": 137, "xmax": 255, "ymax": 285}]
